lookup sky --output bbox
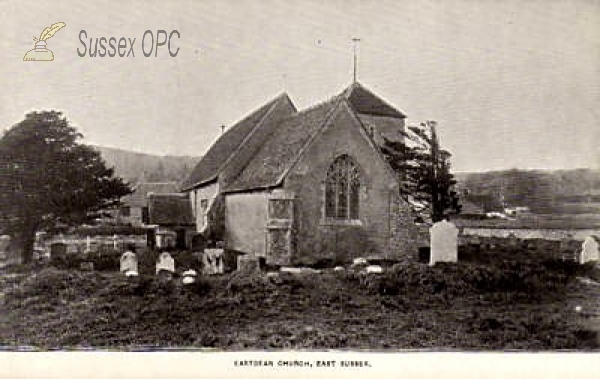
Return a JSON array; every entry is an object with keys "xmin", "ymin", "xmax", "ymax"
[{"xmin": 1, "ymin": 0, "xmax": 598, "ymax": 172}]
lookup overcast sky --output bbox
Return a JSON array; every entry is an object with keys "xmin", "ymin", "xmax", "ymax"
[{"xmin": 1, "ymin": 0, "xmax": 598, "ymax": 172}]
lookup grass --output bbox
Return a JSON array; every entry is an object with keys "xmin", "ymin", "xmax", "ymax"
[{"xmin": 1, "ymin": 245, "xmax": 598, "ymax": 351}]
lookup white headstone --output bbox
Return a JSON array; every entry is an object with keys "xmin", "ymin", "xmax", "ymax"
[
  {"xmin": 156, "ymin": 252, "xmax": 175, "ymax": 274},
  {"xmin": 429, "ymin": 220, "xmax": 459, "ymax": 266},
  {"xmin": 580, "ymin": 236, "xmax": 599, "ymax": 264},
  {"xmin": 352, "ymin": 257, "xmax": 368, "ymax": 266},
  {"xmin": 365, "ymin": 265, "xmax": 383, "ymax": 274},
  {"xmin": 203, "ymin": 248, "xmax": 224, "ymax": 275},
  {"xmin": 120, "ymin": 251, "xmax": 137, "ymax": 273}
]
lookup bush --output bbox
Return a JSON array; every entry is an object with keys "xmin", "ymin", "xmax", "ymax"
[
  {"xmin": 342, "ymin": 255, "xmax": 585, "ymax": 299},
  {"xmin": 87, "ymin": 246, "xmax": 122, "ymax": 271},
  {"xmin": 7, "ymin": 268, "xmax": 101, "ymax": 306}
]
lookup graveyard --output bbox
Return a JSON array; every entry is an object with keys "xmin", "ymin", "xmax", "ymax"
[{"xmin": 1, "ymin": 227, "xmax": 599, "ymax": 350}]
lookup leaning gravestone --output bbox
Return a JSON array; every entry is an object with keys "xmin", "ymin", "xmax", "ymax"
[
  {"xmin": 120, "ymin": 251, "xmax": 138, "ymax": 273},
  {"xmin": 580, "ymin": 236, "xmax": 599, "ymax": 264},
  {"xmin": 429, "ymin": 220, "xmax": 459, "ymax": 266},
  {"xmin": 203, "ymin": 248, "xmax": 224, "ymax": 275},
  {"xmin": 156, "ymin": 252, "xmax": 175, "ymax": 274}
]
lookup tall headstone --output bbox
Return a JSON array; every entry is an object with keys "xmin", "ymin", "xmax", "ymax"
[
  {"xmin": 120, "ymin": 251, "xmax": 138, "ymax": 273},
  {"xmin": 429, "ymin": 220, "xmax": 459, "ymax": 266},
  {"xmin": 156, "ymin": 252, "xmax": 175, "ymax": 274},
  {"xmin": 580, "ymin": 236, "xmax": 599, "ymax": 264}
]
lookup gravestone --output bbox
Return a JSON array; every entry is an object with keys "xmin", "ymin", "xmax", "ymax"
[
  {"xmin": 580, "ymin": 236, "xmax": 599, "ymax": 264},
  {"xmin": 203, "ymin": 248, "xmax": 224, "ymax": 275},
  {"xmin": 80, "ymin": 261, "xmax": 94, "ymax": 271},
  {"xmin": 156, "ymin": 252, "xmax": 175, "ymax": 274},
  {"xmin": 120, "ymin": 251, "xmax": 138, "ymax": 273},
  {"xmin": 429, "ymin": 220, "xmax": 459, "ymax": 266},
  {"xmin": 237, "ymin": 254, "xmax": 260, "ymax": 274}
]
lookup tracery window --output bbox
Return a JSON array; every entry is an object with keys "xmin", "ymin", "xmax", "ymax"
[{"xmin": 325, "ymin": 155, "xmax": 360, "ymax": 220}]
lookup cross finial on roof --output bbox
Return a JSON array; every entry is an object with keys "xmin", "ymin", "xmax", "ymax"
[
  {"xmin": 220, "ymin": 124, "xmax": 226, "ymax": 134},
  {"xmin": 352, "ymin": 38, "xmax": 361, "ymax": 83}
]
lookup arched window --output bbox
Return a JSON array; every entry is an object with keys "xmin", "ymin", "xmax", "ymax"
[{"xmin": 325, "ymin": 155, "xmax": 360, "ymax": 220}]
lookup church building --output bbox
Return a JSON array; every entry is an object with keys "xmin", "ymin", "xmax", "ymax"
[{"xmin": 181, "ymin": 82, "xmax": 425, "ymax": 265}]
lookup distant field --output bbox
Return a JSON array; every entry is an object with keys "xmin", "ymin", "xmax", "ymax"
[{"xmin": 453, "ymin": 213, "xmax": 600, "ymax": 230}]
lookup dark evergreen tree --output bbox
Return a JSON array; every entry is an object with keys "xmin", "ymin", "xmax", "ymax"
[
  {"xmin": 381, "ymin": 120, "xmax": 461, "ymax": 222},
  {"xmin": 0, "ymin": 111, "xmax": 133, "ymax": 262}
]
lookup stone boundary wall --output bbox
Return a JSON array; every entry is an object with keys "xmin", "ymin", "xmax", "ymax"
[{"xmin": 462, "ymin": 227, "xmax": 600, "ymax": 242}]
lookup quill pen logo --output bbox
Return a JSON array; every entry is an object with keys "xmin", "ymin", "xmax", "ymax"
[{"xmin": 23, "ymin": 22, "xmax": 66, "ymax": 61}]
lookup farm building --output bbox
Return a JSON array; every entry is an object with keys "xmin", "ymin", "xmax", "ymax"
[
  {"xmin": 181, "ymin": 82, "xmax": 425, "ymax": 265},
  {"xmin": 146, "ymin": 193, "xmax": 195, "ymax": 250},
  {"xmin": 118, "ymin": 182, "xmax": 179, "ymax": 226}
]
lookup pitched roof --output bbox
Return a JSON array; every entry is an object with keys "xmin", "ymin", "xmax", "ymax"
[
  {"xmin": 181, "ymin": 94, "xmax": 295, "ymax": 190},
  {"xmin": 184, "ymin": 81, "xmax": 407, "ymax": 194},
  {"xmin": 224, "ymin": 96, "xmax": 341, "ymax": 192},
  {"xmin": 148, "ymin": 193, "xmax": 194, "ymax": 226},
  {"xmin": 345, "ymin": 82, "xmax": 406, "ymax": 118},
  {"xmin": 123, "ymin": 182, "xmax": 179, "ymax": 208},
  {"xmin": 223, "ymin": 82, "xmax": 407, "ymax": 193}
]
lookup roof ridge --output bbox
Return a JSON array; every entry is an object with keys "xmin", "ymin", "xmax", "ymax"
[
  {"xmin": 343, "ymin": 81, "xmax": 406, "ymax": 118},
  {"xmin": 286, "ymin": 93, "xmax": 343, "ymax": 118},
  {"xmin": 181, "ymin": 93, "xmax": 292, "ymax": 191}
]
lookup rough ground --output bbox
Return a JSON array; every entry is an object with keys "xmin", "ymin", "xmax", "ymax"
[{"xmin": 1, "ymin": 252, "xmax": 599, "ymax": 351}]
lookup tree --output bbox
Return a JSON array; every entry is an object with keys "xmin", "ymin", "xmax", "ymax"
[
  {"xmin": 0, "ymin": 111, "xmax": 133, "ymax": 263},
  {"xmin": 381, "ymin": 120, "xmax": 461, "ymax": 222}
]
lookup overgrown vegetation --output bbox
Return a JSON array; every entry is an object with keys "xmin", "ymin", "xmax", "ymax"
[{"xmin": 1, "ymin": 244, "xmax": 598, "ymax": 350}]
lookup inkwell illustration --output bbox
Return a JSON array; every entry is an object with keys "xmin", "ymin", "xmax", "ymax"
[{"xmin": 23, "ymin": 22, "xmax": 66, "ymax": 61}]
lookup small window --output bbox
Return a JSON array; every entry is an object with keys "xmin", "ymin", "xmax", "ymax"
[
  {"xmin": 325, "ymin": 155, "xmax": 360, "ymax": 220},
  {"xmin": 200, "ymin": 199, "xmax": 208, "ymax": 213}
]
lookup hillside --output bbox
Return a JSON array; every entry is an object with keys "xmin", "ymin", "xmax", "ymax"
[
  {"xmin": 456, "ymin": 168, "xmax": 600, "ymax": 213},
  {"xmin": 93, "ymin": 146, "xmax": 201, "ymax": 185}
]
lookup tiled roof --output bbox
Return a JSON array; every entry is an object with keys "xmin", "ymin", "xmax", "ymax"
[
  {"xmin": 124, "ymin": 182, "xmax": 179, "ymax": 208},
  {"xmin": 224, "ymin": 96, "xmax": 341, "ymax": 192},
  {"xmin": 148, "ymin": 193, "xmax": 194, "ymax": 226},
  {"xmin": 345, "ymin": 82, "xmax": 406, "ymax": 118},
  {"xmin": 185, "ymin": 82, "xmax": 406, "ymax": 194},
  {"xmin": 181, "ymin": 94, "xmax": 295, "ymax": 190}
]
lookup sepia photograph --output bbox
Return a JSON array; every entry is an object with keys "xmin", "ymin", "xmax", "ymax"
[{"xmin": 1, "ymin": 0, "xmax": 599, "ymax": 377}]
